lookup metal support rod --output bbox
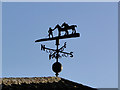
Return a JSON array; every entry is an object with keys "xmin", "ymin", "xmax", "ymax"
[
  {"xmin": 56, "ymin": 39, "xmax": 59, "ymax": 62},
  {"xmin": 55, "ymin": 73, "xmax": 59, "ymax": 77}
]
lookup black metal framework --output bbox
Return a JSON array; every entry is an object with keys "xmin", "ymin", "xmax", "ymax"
[{"xmin": 35, "ymin": 22, "xmax": 80, "ymax": 77}]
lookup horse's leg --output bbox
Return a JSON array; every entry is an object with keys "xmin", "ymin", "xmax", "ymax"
[
  {"xmin": 58, "ymin": 31, "xmax": 60, "ymax": 36},
  {"xmin": 64, "ymin": 29, "xmax": 67, "ymax": 35},
  {"xmin": 68, "ymin": 26, "xmax": 73, "ymax": 34},
  {"xmin": 73, "ymin": 29, "xmax": 76, "ymax": 34},
  {"xmin": 66, "ymin": 30, "xmax": 68, "ymax": 35},
  {"xmin": 72, "ymin": 28, "xmax": 76, "ymax": 34},
  {"xmin": 63, "ymin": 31, "xmax": 65, "ymax": 35},
  {"xmin": 59, "ymin": 30, "xmax": 61, "ymax": 36},
  {"xmin": 60, "ymin": 31, "xmax": 61, "ymax": 36},
  {"xmin": 65, "ymin": 31, "xmax": 67, "ymax": 35},
  {"xmin": 74, "ymin": 26, "xmax": 76, "ymax": 33},
  {"xmin": 71, "ymin": 29, "xmax": 73, "ymax": 34},
  {"xmin": 71, "ymin": 29, "xmax": 74, "ymax": 34}
]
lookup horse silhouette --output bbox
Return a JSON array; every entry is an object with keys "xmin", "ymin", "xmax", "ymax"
[
  {"xmin": 61, "ymin": 22, "xmax": 77, "ymax": 34},
  {"xmin": 54, "ymin": 24, "xmax": 68, "ymax": 36}
]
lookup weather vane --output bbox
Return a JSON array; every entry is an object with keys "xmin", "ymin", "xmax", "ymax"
[{"xmin": 35, "ymin": 22, "xmax": 80, "ymax": 77}]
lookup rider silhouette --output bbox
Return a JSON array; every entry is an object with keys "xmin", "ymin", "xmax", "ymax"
[{"xmin": 48, "ymin": 27, "xmax": 54, "ymax": 38}]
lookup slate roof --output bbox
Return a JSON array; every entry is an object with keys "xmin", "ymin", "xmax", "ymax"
[{"xmin": 0, "ymin": 77, "xmax": 97, "ymax": 90}]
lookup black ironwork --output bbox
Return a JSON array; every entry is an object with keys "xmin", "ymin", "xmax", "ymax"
[
  {"xmin": 41, "ymin": 42, "xmax": 73, "ymax": 60},
  {"xmin": 35, "ymin": 22, "xmax": 80, "ymax": 77}
]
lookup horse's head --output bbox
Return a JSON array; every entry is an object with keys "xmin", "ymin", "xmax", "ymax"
[
  {"xmin": 61, "ymin": 22, "xmax": 65, "ymax": 27},
  {"xmin": 56, "ymin": 24, "xmax": 59, "ymax": 26},
  {"xmin": 54, "ymin": 24, "xmax": 60, "ymax": 29},
  {"xmin": 61, "ymin": 22, "xmax": 68, "ymax": 27}
]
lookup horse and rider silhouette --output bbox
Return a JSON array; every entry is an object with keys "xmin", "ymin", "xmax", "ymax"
[{"xmin": 48, "ymin": 22, "xmax": 77, "ymax": 38}]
